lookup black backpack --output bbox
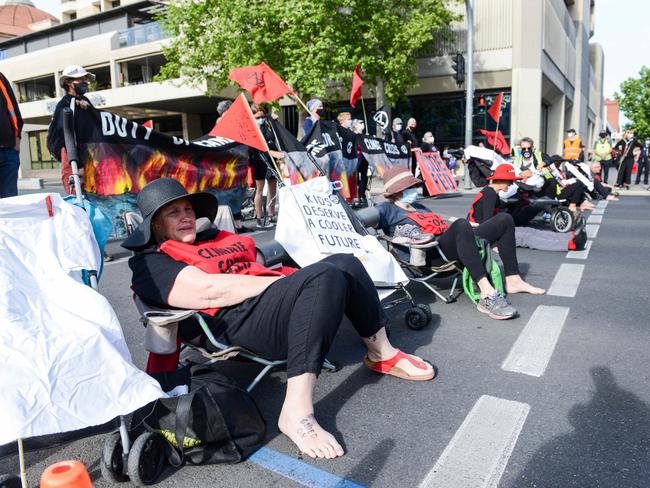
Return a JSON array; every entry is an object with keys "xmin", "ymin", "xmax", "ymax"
[{"xmin": 136, "ymin": 365, "xmax": 266, "ymax": 466}]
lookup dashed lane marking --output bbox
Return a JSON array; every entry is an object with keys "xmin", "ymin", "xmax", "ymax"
[
  {"xmin": 587, "ymin": 214, "xmax": 603, "ymax": 224},
  {"xmin": 547, "ymin": 263, "xmax": 585, "ymax": 297},
  {"xmin": 418, "ymin": 395, "xmax": 530, "ymax": 488},
  {"xmin": 502, "ymin": 305, "xmax": 570, "ymax": 377},
  {"xmin": 586, "ymin": 224, "xmax": 599, "ymax": 239},
  {"xmin": 591, "ymin": 208, "xmax": 605, "ymax": 215},
  {"xmin": 566, "ymin": 240, "xmax": 592, "ymax": 259},
  {"xmin": 596, "ymin": 200, "xmax": 608, "ymax": 209}
]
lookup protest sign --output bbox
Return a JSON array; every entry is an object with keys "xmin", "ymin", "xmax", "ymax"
[
  {"xmin": 358, "ymin": 134, "xmax": 410, "ymax": 177},
  {"xmin": 415, "ymin": 151, "xmax": 458, "ymax": 196},
  {"xmin": 290, "ymin": 184, "xmax": 363, "ymax": 254}
]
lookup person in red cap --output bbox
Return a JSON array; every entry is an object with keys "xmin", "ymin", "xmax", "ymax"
[
  {"xmin": 376, "ymin": 165, "xmax": 545, "ymax": 321},
  {"xmin": 468, "ymin": 163, "xmax": 522, "ymax": 225}
]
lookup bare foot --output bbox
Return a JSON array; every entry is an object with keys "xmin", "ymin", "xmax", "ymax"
[
  {"xmin": 606, "ymin": 195, "xmax": 618, "ymax": 201},
  {"xmin": 506, "ymin": 279, "xmax": 545, "ymax": 295},
  {"xmin": 278, "ymin": 412, "xmax": 344, "ymax": 459}
]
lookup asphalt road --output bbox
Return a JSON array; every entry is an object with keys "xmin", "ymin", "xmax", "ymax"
[{"xmin": 1, "ymin": 193, "xmax": 648, "ymax": 488}]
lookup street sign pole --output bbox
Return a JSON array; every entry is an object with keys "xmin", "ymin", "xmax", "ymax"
[{"xmin": 464, "ymin": 0, "xmax": 474, "ymax": 189}]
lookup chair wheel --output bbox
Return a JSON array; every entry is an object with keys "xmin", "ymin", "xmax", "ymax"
[
  {"xmin": 127, "ymin": 432, "xmax": 166, "ymax": 486},
  {"xmin": 101, "ymin": 432, "xmax": 129, "ymax": 483},
  {"xmin": 550, "ymin": 208, "xmax": 574, "ymax": 233},
  {"xmin": 0, "ymin": 474, "xmax": 21, "ymax": 488},
  {"xmin": 405, "ymin": 306, "xmax": 430, "ymax": 330},
  {"xmin": 415, "ymin": 304, "xmax": 433, "ymax": 322}
]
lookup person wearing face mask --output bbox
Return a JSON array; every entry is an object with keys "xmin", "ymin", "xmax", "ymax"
[
  {"xmin": 384, "ymin": 117, "xmax": 405, "ymax": 145},
  {"xmin": 351, "ymin": 119, "xmax": 369, "ymax": 208},
  {"xmin": 634, "ymin": 138, "xmax": 650, "ymax": 186},
  {"xmin": 249, "ymin": 103, "xmax": 282, "ymax": 229},
  {"xmin": 336, "ymin": 112, "xmax": 352, "ymax": 130},
  {"xmin": 401, "ymin": 118, "xmax": 419, "ymax": 175},
  {"xmin": 563, "ymin": 129, "xmax": 582, "ymax": 162},
  {"xmin": 593, "ymin": 131, "xmax": 613, "ymax": 182},
  {"xmin": 375, "ymin": 166, "xmax": 545, "ymax": 320},
  {"xmin": 420, "ymin": 132, "xmax": 437, "ymax": 153},
  {"xmin": 614, "ymin": 129, "xmax": 641, "ymax": 189},
  {"xmin": 303, "ymin": 98, "xmax": 324, "ymax": 136},
  {"xmin": 47, "ymin": 65, "xmax": 96, "ymax": 195}
]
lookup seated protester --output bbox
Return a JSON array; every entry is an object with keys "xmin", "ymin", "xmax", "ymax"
[
  {"xmin": 122, "ymin": 178, "xmax": 436, "ymax": 460},
  {"xmin": 469, "ymin": 164, "xmax": 587, "ymax": 251},
  {"xmin": 590, "ymin": 162, "xmax": 619, "ymax": 200},
  {"xmin": 544, "ymin": 155, "xmax": 594, "ymax": 213},
  {"xmin": 375, "ymin": 166, "xmax": 545, "ymax": 320}
]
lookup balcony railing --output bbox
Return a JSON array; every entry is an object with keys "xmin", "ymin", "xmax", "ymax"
[{"xmin": 117, "ymin": 22, "xmax": 166, "ymax": 48}]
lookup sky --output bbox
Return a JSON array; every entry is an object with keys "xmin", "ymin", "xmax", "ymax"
[{"xmin": 31, "ymin": 0, "xmax": 649, "ymax": 100}]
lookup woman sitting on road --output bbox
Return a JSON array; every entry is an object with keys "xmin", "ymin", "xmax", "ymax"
[
  {"xmin": 122, "ymin": 178, "xmax": 436, "ymax": 460},
  {"xmin": 376, "ymin": 166, "xmax": 545, "ymax": 320}
]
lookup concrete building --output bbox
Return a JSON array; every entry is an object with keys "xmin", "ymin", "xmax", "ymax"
[{"xmin": 0, "ymin": 0, "xmax": 605, "ymax": 181}]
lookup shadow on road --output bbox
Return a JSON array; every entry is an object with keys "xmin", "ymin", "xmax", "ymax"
[{"xmin": 512, "ymin": 366, "xmax": 650, "ymax": 488}]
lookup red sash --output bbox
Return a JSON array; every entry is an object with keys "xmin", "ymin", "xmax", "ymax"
[
  {"xmin": 406, "ymin": 212, "xmax": 449, "ymax": 235},
  {"xmin": 159, "ymin": 231, "xmax": 293, "ymax": 315}
]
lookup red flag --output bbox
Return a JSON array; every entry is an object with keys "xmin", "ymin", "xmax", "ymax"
[
  {"xmin": 228, "ymin": 62, "xmax": 293, "ymax": 104},
  {"xmin": 209, "ymin": 94, "xmax": 268, "ymax": 151},
  {"xmin": 350, "ymin": 65, "xmax": 364, "ymax": 108},
  {"xmin": 487, "ymin": 92, "xmax": 503, "ymax": 123},
  {"xmin": 479, "ymin": 129, "xmax": 510, "ymax": 155},
  {"xmin": 142, "ymin": 119, "xmax": 153, "ymax": 129}
]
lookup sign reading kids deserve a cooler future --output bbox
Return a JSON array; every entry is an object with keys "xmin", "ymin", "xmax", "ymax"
[{"xmin": 290, "ymin": 185, "xmax": 364, "ymax": 255}]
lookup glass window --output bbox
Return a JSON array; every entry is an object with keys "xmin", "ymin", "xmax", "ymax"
[
  {"xmin": 16, "ymin": 76, "xmax": 56, "ymax": 103},
  {"xmin": 29, "ymin": 131, "xmax": 60, "ymax": 170}
]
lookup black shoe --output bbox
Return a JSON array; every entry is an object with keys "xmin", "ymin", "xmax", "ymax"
[{"xmin": 572, "ymin": 227, "xmax": 587, "ymax": 250}]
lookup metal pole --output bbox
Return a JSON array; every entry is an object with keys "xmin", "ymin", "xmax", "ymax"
[{"xmin": 463, "ymin": 0, "xmax": 474, "ymax": 189}]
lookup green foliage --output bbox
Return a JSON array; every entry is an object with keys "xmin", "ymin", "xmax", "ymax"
[
  {"xmin": 615, "ymin": 66, "xmax": 650, "ymax": 139},
  {"xmin": 157, "ymin": 0, "xmax": 458, "ymax": 108}
]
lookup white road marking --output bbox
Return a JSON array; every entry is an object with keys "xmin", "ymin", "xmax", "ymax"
[
  {"xmin": 547, "ymin": 263, "xmax": 585, "ymax": 297},
  {"xmin": 591, "ymin": 208, "xmax": 605, "ymax": 215},
  {"xmin": 587, "ymin": 214, "xmax": 602, "ymax": 224},
  {"xmin": 596, "ymin": 200, "xmax": 608, "ymax": 209},
  {"xmin": 419, "ymin": 395, "xmax": 530, "ymax": 488},
  {"xmin": 502, "ymin": 305, "xmax": 570, "ymax": 377},
  {"xmin": 586, "ymin": 224, "xmax": 599, "ymax": 239},
  {"xmin": 566, "ymin": 240, "xmax": 592, "ymax": 259}
]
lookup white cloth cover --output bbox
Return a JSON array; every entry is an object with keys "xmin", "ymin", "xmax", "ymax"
[
  {"xmin": 275, "ymin": 177, "xmax": 408, "ymax": 295},
  {"xmin": 464, "ymin": 145, "xmax": 508, "ymax": 166},
  {"xmin": 0, "ymin": 194, "xmax": 164, "ymax": 445}
]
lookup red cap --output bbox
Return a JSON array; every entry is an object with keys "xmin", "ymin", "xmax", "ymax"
[{"xmin": 486, "ymin": 163, "xmax": 523, "ymax": 181}]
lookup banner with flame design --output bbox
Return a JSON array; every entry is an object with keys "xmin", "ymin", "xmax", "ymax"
[{"xmin": 70, "ymin": 107, "xmax": 249, "ymax": 236}]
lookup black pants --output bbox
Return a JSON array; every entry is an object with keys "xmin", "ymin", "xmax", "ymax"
[
  {"xmin": 558, "ymin": 181, "xmax": 587, "ymax": 205},
  {"xmin": 430, "ymin": 213, "xmax": 519, "ymax": 282},
  {"xmin": 357, "ymin": 157, "xmax": 369, "ymax": 199},
  {"xmin": 601, "ymin": 160, "xmax": 613, "ymax": 183},
  {"xmin": 200, "ymin": 254, "xmax": 386, "ymax": 378},
  {"xmin": 616, "ymin": 158, "xmax": 634, "ymax": 186},
  {"xmin": 594, "ymin": 179, "xmax": 611, "ymax": 199},
  {"xmin": 635, "ymin": 157, "xmax": 649, "ymax": 185}
]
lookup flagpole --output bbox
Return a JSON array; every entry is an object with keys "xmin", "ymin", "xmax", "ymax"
[
  {"xmin": 360, "ymin": 96, "xmax": 369, "ymax": 135},
  {"xmin": 290, "ymin": 92, "xmax": 312, "ymax": 115},
  {"xmin": 493, "ymin": 114, "xmax": 501, "ymax": 156}
]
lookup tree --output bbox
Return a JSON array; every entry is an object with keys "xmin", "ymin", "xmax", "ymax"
[
  {"xmin": 615, "ymin": 66, "xmax": 650, "ymax": 139},
  {"xmin": 157, "ymin": 0, "xmax": 457, "ymax": 111}
]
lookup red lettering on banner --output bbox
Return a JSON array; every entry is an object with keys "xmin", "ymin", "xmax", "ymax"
[
  {"xmin": 416, "ymin": 151, "xmax": 458, "ymax": 196},
  {"xmin": 407, "ymin": 212, "xmax": 449, "ymax": 235}
]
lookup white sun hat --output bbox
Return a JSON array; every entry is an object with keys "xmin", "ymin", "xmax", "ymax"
[{"xmin": 59, "ymin": 65, "xmax": 96, "ymax": 88}]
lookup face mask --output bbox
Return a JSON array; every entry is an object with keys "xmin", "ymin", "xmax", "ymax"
[
  {"xmin": 628, "ymin": 134, "xmax": 634, "ymax": 140},
  {"xmin": 645, "ymin": 140, "xmax": 650, "ymax": 146},
  {"xmin": 521, "ymin": 149, "xmax": 532, "ymax": 159},
  {"xmin": 74, "ymin": 82, "xmax": 89, "ymax": 95},
  {"xmin": 358, "ymin": 122, "xmax": 365, "ymax": 132},
  {"xmin": 395, "ymin": 124, "xmax": 403, "ymax": 131},
  {"xmin": 255, "ymin": 118, "xmax": 265, "ymax": 126},
  {"xmin": 399, "ymin": 188, "xmax": 418, "ymax": 205},
  {"xmin": 316, "ymin": 108, "xmax": 325, "ymax": 117}
]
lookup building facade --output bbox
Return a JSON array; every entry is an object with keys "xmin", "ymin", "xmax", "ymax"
[{"xmin": 0, "ymin": 0, "xmax": 604, "ymax": 180}]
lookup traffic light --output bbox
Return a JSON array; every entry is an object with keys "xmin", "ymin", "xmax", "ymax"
[
  {"xmin": 478, "ymin": 96, "xmax": 486, "ymax": 114},
  {"xmin": 451, "ymin": 53, "xmax": 465, "ymax": 87}
]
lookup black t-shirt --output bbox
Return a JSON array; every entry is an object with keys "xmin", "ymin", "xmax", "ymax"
[
  {"xmin": 401, "ymin": 128, "xmax": 419, "ymax": 149},
  {"xmin": 615, "ymin": 139, "xmax": 641, "ymax": 163},
  {"xmin": 46, "ymin": 94, "xmax": 93, "ymax": 160},
  {"xmin": 468, "ymin": 186, "xmax": 499, "ymax": 224},
  {"xmin": 129, "ymin": 228, "xmax": 220, "ymax": 309}
]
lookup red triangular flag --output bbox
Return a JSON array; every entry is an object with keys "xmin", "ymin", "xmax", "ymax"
[
  {"xmin": 142, "ymin": 119, "xmax": 153, "ymax": 129},
  {"xmin": 350, "ymin": 65, "xmax": 364, "ymax": 108},
  {"xmin": 209, "ymin": 94, "xmax": 268, "ymax": 151},
  {"xmin": 487, "ymin": 92, "xmax": 503, "ymax": 123},
  {"xmin": 228, "ymin": 62, "xmax": 293, "ymax": 104},
  {"xmin": 479, "ymin": 129, "xmax": 510, "ymax": 155}
]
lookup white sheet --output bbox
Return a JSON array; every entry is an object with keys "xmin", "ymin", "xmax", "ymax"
[{"xmin": 0, "ymin": 194, "xmax": 164, "ymax": 445}]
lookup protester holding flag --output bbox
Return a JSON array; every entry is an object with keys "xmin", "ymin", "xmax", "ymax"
[
  {"xmin": 303, "ymin": 99, "xmax": 324, "ymax": 136},
  {"xmin": 124, "ymin": 178, "xmax": 437, "ymax": 460},
  {"xmin": 47, "ymin": 65, "xmax": 96, "ymax": 195},
  {"xmin": 375, "ymin": 166, "xmax": 545, "ymax": 320},
  {"xmin": 249, "ymin": 104, "xmax": 279, "ymax": 229}
]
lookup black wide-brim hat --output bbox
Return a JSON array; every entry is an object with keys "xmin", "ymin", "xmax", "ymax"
[{"xmin": 122, "ymin": 178, "xmax": 218, "ymax": 251}]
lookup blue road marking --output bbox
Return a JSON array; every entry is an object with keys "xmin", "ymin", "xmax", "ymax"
[{"xmin": 248, "ymin": 447, "xmax": 366, "ymax": 488}]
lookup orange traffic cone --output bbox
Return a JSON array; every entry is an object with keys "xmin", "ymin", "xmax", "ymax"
[{"xmin": 40, "ymin": 460, "xmax": 92, "ymax": 488}]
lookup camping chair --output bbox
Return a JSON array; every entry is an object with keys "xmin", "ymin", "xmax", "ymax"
[{"xmin": 355, "ymin": 207, "xmax": 463, "ymax": 306}]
